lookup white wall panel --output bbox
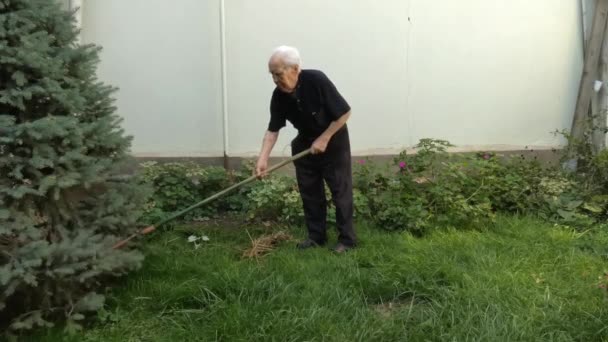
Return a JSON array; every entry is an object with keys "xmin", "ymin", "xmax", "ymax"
[
  {"xmin": 81, "ymin": 0, "xmax": 224, "ymax": 156},
  {"xmin": 78, "ymin": 0, "xmax": 586, "ymax": 157},
  {"xmin": 408, "ymin": 0, "xmax": 583, "ymax": 148},
  {"xmin": 224, "ymin": 0, "xmax": 411, "ymax": 156}
]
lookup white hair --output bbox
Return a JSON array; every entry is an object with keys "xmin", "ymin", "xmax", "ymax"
[{"xmin": 270, "ymin": 45, "xmax": 302, "ymax": 67}]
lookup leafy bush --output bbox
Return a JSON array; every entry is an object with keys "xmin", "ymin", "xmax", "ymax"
[
  {"xmin": 139, "ymin": 161, "xmax": 250, "ymax": 222},
  {"xmin": 353, "ymin": 140, "xmax": 497, "ymax": 233},
  {"xmin": 352, "ymin": 138, "xmax": 605, "ymax": 233},
  {"xmin": 245, "ymin": 175, "xmax": 301, "ymax": 223},
  {"xmin": 584, "ymin": 148, "xmax": 608, "ymax": 195},
  {"xmin": 138, "ymin": 161, "xmax": 305, "ymax": 225},
  {"xmin": 140, "ymin": 136, "xmax": 608, "ymax": 234},
  {"xmin": 353, "ymin": 189, "xmax": 372, "ymax": 220},
  {"xmin": 548, "ymin": 124, "xmax": 608, "ymax": 224}
]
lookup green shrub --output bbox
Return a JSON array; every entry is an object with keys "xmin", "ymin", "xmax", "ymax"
[
  {"xmin": 354, "ymin": 139, "xmax": 497, "ymax": 233},
  {"xmin": 351, "ymin": 138, "xmax": 599, "ymax": 233},
  {"xmin": 139, "ymin": 137, "xmax": 607, "ymax": 234},
  {"xmin": 588, "ymin": 149, "xmax": 608, "ymax": 193},
  {"xmin": 245, "ymin": 175, "xmax": 297, "ymax": 222},
  {"xmin": 353, "ymin": 189, "xmax": 372, "ymax": 220},
  {"xmin": 139, "ymin": 162, "xmax": 249, "ymax": 222}
]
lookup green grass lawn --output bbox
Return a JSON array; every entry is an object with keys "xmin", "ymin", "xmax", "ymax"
[{"xmin": 30, "ymin": 216, "xmax": 608, "ymax": 341}]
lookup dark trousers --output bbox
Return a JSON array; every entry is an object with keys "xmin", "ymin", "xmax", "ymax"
[{"xmin": 291, "ymin": 127, "xmax": 357, "ymax": 246}]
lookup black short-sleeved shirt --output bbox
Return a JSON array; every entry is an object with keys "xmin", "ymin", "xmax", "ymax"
[{"xmin": 268, "ymin": 69, "xmax": 350, "ymax": 139}]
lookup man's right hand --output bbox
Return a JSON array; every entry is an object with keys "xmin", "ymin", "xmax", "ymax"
[
  {"xmin": 255, "ymin": 130, "xmax": 279, "ymax": 179},
  {"xmin": 255, "ymin": 158, "xmax": 268, "ymax": 179}
]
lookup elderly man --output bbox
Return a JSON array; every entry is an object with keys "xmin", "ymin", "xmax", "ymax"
[{"xmin": 255, "ymin": 46, "xmax": 357, "ymax": 253}]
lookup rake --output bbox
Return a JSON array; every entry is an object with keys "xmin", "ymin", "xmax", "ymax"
[{"xmin": 112, "ymin": 148, "xmax": 312, "ymax": 249}]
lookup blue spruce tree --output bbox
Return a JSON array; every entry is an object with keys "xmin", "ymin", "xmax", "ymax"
[{"xmin": 0, "ymin": 0, "xmax": 150, "ymax": 332}]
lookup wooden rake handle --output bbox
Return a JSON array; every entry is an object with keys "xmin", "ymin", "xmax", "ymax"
[{"xmin": 113, "ymin": 148, "xmax": 312, "ymax": 249}]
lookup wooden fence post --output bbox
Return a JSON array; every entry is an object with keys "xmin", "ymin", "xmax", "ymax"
[
  {"xmin": 571, "ymin": 0, "xmax": 608, "ymax": 144},
  {"xmin": 592, "ymin": 15, "xmax": 608, "ymax": 152}
]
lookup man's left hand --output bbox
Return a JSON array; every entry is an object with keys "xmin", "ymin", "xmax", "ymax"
[{"xmin": 311, "ymin": 136, "xmax": 329, "ymax": 154}]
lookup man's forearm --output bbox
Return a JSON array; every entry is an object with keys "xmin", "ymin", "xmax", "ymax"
[
  {"xmin": 259, "ymin": 130, "xmax": 279, "ymax": 160},
  {"xmin": 320, "ymin": 111, "xmax": 351, "ymax": 141}
]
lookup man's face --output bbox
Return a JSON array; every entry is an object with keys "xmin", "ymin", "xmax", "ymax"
[{"xmin": 269, "ymin": 59, "xmax": 299, "ymax": 93}]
